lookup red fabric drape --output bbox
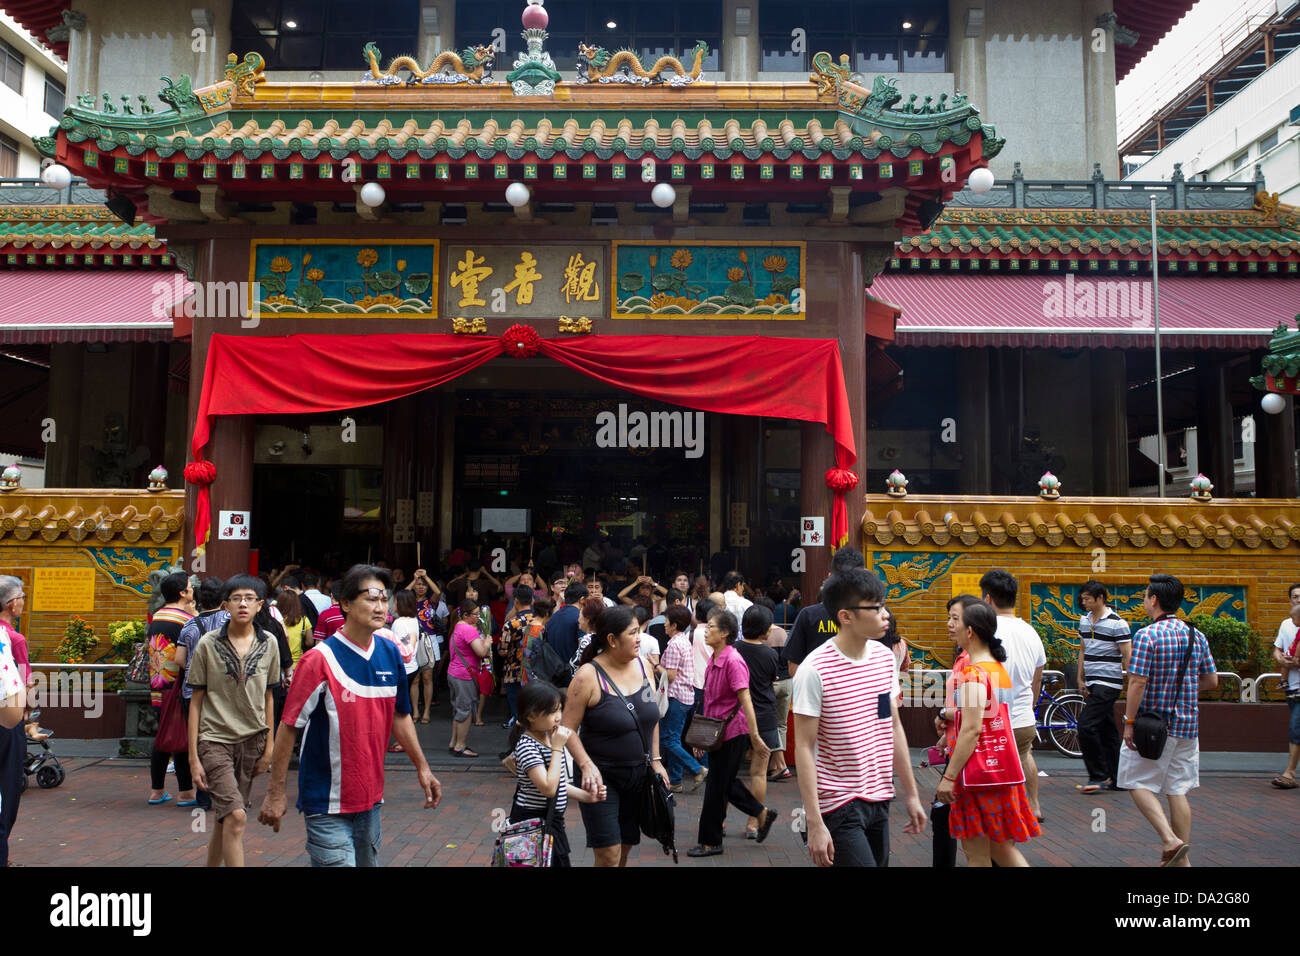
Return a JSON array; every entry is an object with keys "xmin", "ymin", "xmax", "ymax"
[{"xmin": 189, "ymin": 332, "xmax": 856, "ymax": 547}]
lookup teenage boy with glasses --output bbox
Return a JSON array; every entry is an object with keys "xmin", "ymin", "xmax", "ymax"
[
  {"xmin": 187, "ymin": 575, "xmax": 279, "ymax": 867},
  {"xmin": 259, "ymin": 564, "xmax": 443, "ymax": 866},
  {"xmin": 792, "ymin": 568, "xmax": 927, "ymax": 867}
]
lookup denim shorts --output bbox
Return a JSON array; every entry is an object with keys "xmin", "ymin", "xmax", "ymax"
[
  {"xmin": 304, "ymin": 806, "xmax": 382, "ymax": 867},
  {"xmin": 1288, "ymin": 694, "xmax": 1300, "ymax": 746}
]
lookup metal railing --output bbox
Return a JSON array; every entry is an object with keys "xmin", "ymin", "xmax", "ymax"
[
  {"xmin": 948, "ymin": 161, "xmax": 1264, "ymax": 210},
  {"xmin": 899, "ymin": 665, "xmax": 1281, "ymax": 704},
  {"xmin": 0, "ymin": 177, "xmax": 106, "ymax": 206},
  {"xmin": 30, "ymin": 662, "xmax": 127, "ymax": 673}
]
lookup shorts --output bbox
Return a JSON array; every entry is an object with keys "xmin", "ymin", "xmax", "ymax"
[
  {"xmin": 197, "ymin": 732, "xmax": 267, "ymax": 821},
  {"xmin": 577, "ymin": 763, "xmax": 644, "ymax": 849},
  {"xmin": 304, "ymin": 806, "xmax": 382, "ymax": 867},
  {"xmin": 1117, "ymin": 734, "xmax": 1200, "ymax": 795},
  {"xmin": 772, "ymin": 678, "xmax": 793, "ymax": 749},
  {"xmin": 821, "ymin": 798, "xmax": 891, "ymax": 867},
  {"xmin": 1288, "ymin": 695, "xmax": 1300, "ymax": 746},
  {"xmin": 756, "ymin": 726, "xmax": 781, "ymax": 751},
  {"xmin": 449, "ymin": 676, "xmax": 478, "ymax": 722},
  {"xmin": 1013, "ymin": 725, "xmax": 1036, "ymax": 756}
]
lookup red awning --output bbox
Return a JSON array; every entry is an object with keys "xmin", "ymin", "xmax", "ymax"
[
  {"xmin": 865, "ymin": 293, "xmax": 899, "ymax": 341},
  {"xmin": 869, "ymin": 273, "xmax": 1296, "ymax": 349},
  {"xmin": 0, "ymin": 269, "xmax": 187, "ymax": 343}
]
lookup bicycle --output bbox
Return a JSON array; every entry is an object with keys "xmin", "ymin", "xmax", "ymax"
[{"xmin": 1034, "ymin": 684, "xmax": 1086, "ymax": 758}]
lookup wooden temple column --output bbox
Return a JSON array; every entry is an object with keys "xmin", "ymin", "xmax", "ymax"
[
  {"xmin": 382, "ymin": 394, "xmax": 419, "ymax": 570},
  {"xmin": 1195, "ymin": 361, "xmax": 1234, "ymax": 498},
  {"xmin": 1256, "ymin": 394, "xmax": 1297, "ymax": 498},
  {"xmin": 200, "ymin": 414, "xmax": 254, "ymax": 579},
  {"xmin": 799, "ymin": 421, "xmax": 833, "ymax": 599},
  {"xmin": 44, "ymin": 344, "xmax": 85, "ymax": 487},
  {"xmin": 128, "ymin": 342, "xmax": 171, "ymax": 487},
  {"xmin": 958, "ymin": 347, "xmax": 992, "ymax": 493},
  {"xmin": 1091, "ymin": 350, "xmax": 1130, "ymax": 495}
]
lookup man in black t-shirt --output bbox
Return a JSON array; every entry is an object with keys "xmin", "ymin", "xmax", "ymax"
[{"xmin": 782, "ymin": 546, "xmax": 867, "ymax": 676}]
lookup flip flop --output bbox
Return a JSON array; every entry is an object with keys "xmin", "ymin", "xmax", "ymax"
[
  {"xmin": 176, "ymin": 799, "xmax": 199, "ymax": 807},
  {"xmin": 1160, "ymin": 842, "xmax": 1191, "ymax": 867},
  {"xmin": 1078, "ymin": 781, "xmax": 1109, "ymax": 794},
  {"xmin": 147, "ymin": 793, "xmax": 172, "ymax": 805},
  {"xmin": 452, "ymin": 748, "xmax": 479, "ymax": 758},
  {"xmin": 1271, "ymin": 776, "xmax": 1298, "ymax": 789},
  {"xmin": 768, "ymin": 769, "xmax": 793, "ymax": 782}
]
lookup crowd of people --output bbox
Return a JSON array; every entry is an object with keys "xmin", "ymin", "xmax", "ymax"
[{"xmin": 1, "ymin": 535, "xmax": 1279, "ymax": 869}]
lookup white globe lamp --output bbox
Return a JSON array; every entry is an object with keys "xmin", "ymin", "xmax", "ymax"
[
  {"xmin": 505, "ymin": 182, "xmax": 531, "ymax": 207},
  {"xmin": 42, "ymin": 163, "xmax": 72, "ymax": 189},
  {"xmin": 651, "ymin": 182, "xmax": 676, "ymax": 208},
  {"xmin": 968, "ymin": 167, "xmax": 995, "ymax": 194},
  {"xmin": 1261, "ymin": 392, "xmax": 1286, "ymax": 415},
  {"xmin": 359, "ymin": 182, "xmax": 386, "ymax": 207}
]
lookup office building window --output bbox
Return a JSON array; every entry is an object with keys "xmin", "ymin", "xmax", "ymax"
[
  {"xmin": 1259, "ymin": 129, "xmax": 1278, "ymax": 154},
  {"xmin": 0, "ymin": 38, "xmax": 23, "ymax": 93},
  {"xmin": 0, "ymin": 133, "xmax": 17, "ymax": 178},
  {"xmin": 457, "ymin": 0, "xmax": 721, "ymax": 73},
  {"xmin": 760, "ymin": 0, "xmax": 947, "ymax": 73},
  {"xmin": 231, "ymin": 0, "xmax": 419, "ymax": 71},
  {"xmin": 44, "ymin": 75, "xmax": 64, "ymax": 116}
]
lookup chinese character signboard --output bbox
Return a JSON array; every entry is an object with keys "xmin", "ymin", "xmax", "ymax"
[
  {"xmin": 440, "ymin": 244, "xmax": 606, "ymax": 319},
  {"xmin": 612, "ymin": 242, "xmax": 806, "ymax": 320},
  {"xmin": 249, "ymin": 239, "xmax": 439, "ymax": 319},
  {"xmin": 32, "ymin": 568, "xmax": 96, "ymax": 613}
]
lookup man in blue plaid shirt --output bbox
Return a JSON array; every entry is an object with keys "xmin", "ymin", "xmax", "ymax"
[{"xmin": 1119, "ymin": 574, "xmax": 1217, "ymax": 867}]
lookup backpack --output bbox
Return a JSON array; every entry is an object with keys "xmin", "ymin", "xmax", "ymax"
[{"xmin": 524, "ymin": 635, "xmax": 570, "ymax": 687}]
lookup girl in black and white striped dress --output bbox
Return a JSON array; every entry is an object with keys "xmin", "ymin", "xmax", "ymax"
[{"xmin": 507, "ymin": 681, "xmax": 599, "ymax": 867}]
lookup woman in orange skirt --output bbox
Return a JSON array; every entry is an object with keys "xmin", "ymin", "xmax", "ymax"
[{"xmin": 934, "ymin": 601, "xmax": 1040, "ymax": 866}]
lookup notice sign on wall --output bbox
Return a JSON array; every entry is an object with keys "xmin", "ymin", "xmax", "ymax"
[
  {"xmin": 949, "ymin": 573, "xmax": 983, "ymax": 599},
  {"xmin": 32, "ymin": 568, "xmax": 95, "ymax": 613},
  {"xmin": 800, "ymin": 516, "xmax": 825, "ymax": 546},
  {"xmin": 218, "ymin": 510, "xmax": 251, "ymax": 540}
]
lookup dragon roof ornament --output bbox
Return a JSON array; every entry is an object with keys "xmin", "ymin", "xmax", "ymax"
[{"xmin": 810, "ymin": 51, "xmax": 1005, "ymax": 160}]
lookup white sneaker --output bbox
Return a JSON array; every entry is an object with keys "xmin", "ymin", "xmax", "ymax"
[{"xmin": 166, "ymin": 760, "xmax": 175, "ymax": 774}]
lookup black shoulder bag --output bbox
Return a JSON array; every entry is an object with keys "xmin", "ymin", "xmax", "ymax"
[
  {"xmin": 590, "ymin": 660, "xmax": 678, "ymax": 863},
  {"xmin": 1131, "ymin": 622, "xmax": 1196, "ymax": 761}
]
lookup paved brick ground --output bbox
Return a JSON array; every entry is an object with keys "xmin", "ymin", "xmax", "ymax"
[{"xmin": 8, "ymin": 717, "xmax": 1296, "ymax": 866}]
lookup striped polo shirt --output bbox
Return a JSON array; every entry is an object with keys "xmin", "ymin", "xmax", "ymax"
[
  {"xmin": 791, "ymin": 637, "xmax": 900, "ymax": 815},
  {"xmin": 1078, "ymin": 608, "xmax": 1131, "ymax": 689}
]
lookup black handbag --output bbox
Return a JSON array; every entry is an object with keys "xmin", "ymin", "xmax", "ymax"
[
  {"xmin": 590, "ymin": 661, "xmax": 678, "ymax": 863},
  {"xmin": 1131, "ymin": 623, "xmax": 1196, "ymax": 760}
]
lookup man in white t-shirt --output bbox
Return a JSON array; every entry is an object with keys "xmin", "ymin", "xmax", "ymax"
[
  {"xmin": 1271, "ymin": 583, "xmax": 1300, "ymax": 789},
  {"xmin": 980, "ymin": 569, "xmax": 1046, "ymax": 820},
  {"xmin": 792, "ymin": 568, "xmax": 926, "ymax": 867}
]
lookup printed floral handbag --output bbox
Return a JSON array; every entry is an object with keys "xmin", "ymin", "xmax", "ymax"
[{"xmin": 491, "ymin": 795, "xmax": 556, "ymax": 868}]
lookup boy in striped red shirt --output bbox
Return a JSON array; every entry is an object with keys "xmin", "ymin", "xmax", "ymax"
[{"xmin": 792, "ymin": 568, "xmax": 926, "ymax": 866}]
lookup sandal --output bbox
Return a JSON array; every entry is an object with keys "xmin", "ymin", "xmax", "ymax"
[
  {"xmin": 1160, "ymin": 841, "xmax": 1190, "ymax": 867},
  {"xmin": 1078, "ymin": 781, "xmax": 1109, "ymax": 794},
  {"xmin": 147, "ymin": 793, "xmax": 172, "ymax": 805},
  {"xmin": 452, "ymin": 748, "xmax": 479, "ymax": 758},
  {"xmin": 1271, "ymin": 776, "xmax": 1298, "ymax": 789},
  {"xmin": 388, "ymin": 742, "xmax": 404, "ymax": 753},
  {"xmin": 768, "ymin": 768, "xmax": 792, "ymax": 782},
  {"xmin": 745, "ymin": 828, "xmax": 758, "ymax": 840}
]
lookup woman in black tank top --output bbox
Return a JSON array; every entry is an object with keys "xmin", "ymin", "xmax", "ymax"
[{"xmin": 562, "ymin": 605, "xmax": 669, "ymax": 867}]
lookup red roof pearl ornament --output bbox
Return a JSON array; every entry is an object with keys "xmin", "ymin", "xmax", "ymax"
[
  {"xmin": 522, "ymin": 1, "xmax": 548, "ymax": 29},
  {"xmin": 502, "ymin": 324, "xmax": 543, "ymax": 358}
]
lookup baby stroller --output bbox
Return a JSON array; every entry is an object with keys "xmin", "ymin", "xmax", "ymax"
[{"xmin": 20, "ymin": 709, "xmax": 65, "ymax": 792}]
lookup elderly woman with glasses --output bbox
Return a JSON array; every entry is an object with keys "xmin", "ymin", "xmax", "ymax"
[{"xmin": 686, "ymin": 608, "xmax": 776, "ymax": 858}]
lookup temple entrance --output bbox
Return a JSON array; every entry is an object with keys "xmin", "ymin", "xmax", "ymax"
[{"xmin": 451, "ymin": 390, "xmax": 710, "ymax": 565}]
